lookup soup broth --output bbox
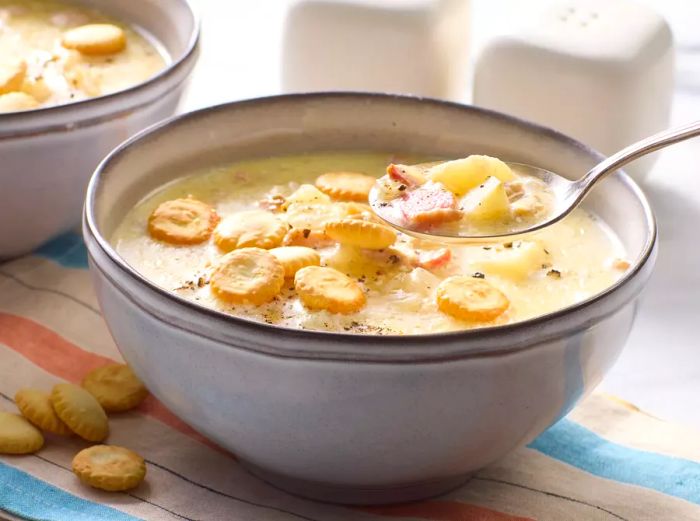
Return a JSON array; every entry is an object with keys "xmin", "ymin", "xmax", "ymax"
[{"xmin": 113, "ymin": 152, "xmax": 628, "ymax": 336}]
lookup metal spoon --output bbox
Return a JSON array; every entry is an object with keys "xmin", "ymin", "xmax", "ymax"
[{"xmin": 369, "ymin": 120, "xmax": 700, "ymax": 244}]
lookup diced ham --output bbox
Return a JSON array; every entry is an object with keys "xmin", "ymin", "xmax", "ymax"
[
  {"xmin": 395, "ymin": 183, "xmax": 462, "ymax": 226},
  {"xmin": 417, "ymin": 248, "xmax": 452, "ymax": 270},
  {"xmin": 387, "ymin": 164, "xmax": 426, "ymax": 188}
]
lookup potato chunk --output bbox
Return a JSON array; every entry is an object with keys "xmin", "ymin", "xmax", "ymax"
[
  {"xmin": 460, "ymin": 176, "xmax": 511, "ymax": 222},
  {"xmin": 285, "ymin": 184, "xmax": 331, "ymax": 206},
  {"xmin": 475, "ymin": 241, "xmax": 548, "ymax": 280},
  {"xmin": 427, "ymin": 155, "xmax": 515, "ymax": 196}
]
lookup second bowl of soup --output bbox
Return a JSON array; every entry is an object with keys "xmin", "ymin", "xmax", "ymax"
[
  {"xmin": 0, "ymin": 0, "xmax": 198, "ymax": 258},
  {"xmin": 84, "ymin": 93, "xmax": 656, "ymax": 504}
]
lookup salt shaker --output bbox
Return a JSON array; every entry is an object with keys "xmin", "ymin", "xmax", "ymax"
[
  {"xmin": 281, "ymin": 0, "xmax": 471, "ymax": 100},
  {"xmin": 473, "ymin": 0, "xmax": 674, "ymax": 179}
]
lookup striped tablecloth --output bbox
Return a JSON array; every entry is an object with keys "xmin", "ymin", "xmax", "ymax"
[{"xmin": 1, "ymin": 232, "xmax": 699, "ymax": 521}]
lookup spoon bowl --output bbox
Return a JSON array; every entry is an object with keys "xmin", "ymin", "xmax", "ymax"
[
  {"xmin": 370, "ymin": 162, "xmax": 576, "ymax": 244},
  {"xmin": 370, "ymin": 120, "xmax": 700, "ymax": 243}
]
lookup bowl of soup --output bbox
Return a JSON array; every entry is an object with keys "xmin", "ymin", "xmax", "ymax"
[
  {"xmin": 0, "ymin": 0, "xmax": 198, "ymax": 258},
  {"xmin": 84, "ymin": 93, "xmax": 657, "ymax": 505}
]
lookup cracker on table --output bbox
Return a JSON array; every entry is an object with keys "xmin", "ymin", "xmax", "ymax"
[
  {"xmin": 15, "ymin": 388, "xmax": 72, "ymax": 436},
  {"xmin": 73, "ymin": 445, "xmax": 146, "ymax": 491},
  {"xmin": 0, "ymin": 412, "xmax": 44, "ymax": 454},
  {"xmin": 50, "ymin": 383, "xmax": 109, "ymax": 442},
  {"xmin": 82, "ymin": 364, "xmax": 148, "ymax": 413}
]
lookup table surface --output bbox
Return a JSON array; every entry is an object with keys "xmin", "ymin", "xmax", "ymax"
[{"xmin": 182, "ymin": 0, "xmax": 700, "ymax": 429}]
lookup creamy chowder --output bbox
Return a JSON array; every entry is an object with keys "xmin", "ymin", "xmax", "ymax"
[{"xmin": 113, "ymin": 152, "xmax": 629, "ymax": 336}]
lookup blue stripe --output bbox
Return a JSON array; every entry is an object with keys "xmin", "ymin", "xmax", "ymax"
[
  {"xmin": 0, "ymin": 460, "xmax": 140, "ymax": 521},
  {"xmin": 529, "ymin": 419, "xmax": 700, "ymax": 504},
  {"xmin": 34, "ymin": 232, "xmax": 88, "ymax": 269}
]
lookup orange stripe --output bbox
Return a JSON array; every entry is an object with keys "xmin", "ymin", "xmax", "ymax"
[
  {"xmin": 363, "ymin": 501, "xmax": 535, "ymax": 521},
  {"xmin": 0, "ymin": 313, "xmax": 228, "ymax": 455}
]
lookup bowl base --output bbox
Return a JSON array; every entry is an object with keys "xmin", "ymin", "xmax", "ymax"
[{"xmin": 240, "ymin": 461, "xmax": 473, "ymax": 505}]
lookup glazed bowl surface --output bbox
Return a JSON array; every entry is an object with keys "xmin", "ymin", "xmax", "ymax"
[
  {"xmin": 0, "ymin": 0, "xmax": 199, "ymax": 259},
  {"xmin": 84, "ymin": 93, "xmax": 657, "ymax": 505}
]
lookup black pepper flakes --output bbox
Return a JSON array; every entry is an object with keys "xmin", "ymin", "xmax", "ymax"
[
  {"xmin": 503, "ymin": 242, "xmax": 513, "ymax": 249},
  {"xmin": 398, "ymin": 184, "xmax": 407, "ymax": 191},
  {"xmin": 472, "ymin": 272, "xmax": 486, "ymax": 279},
  {"xmin": 302, "ymin": 228, "xmax": 311, "ymax": 238},
  {"xmin": 388, "ymin": 254, "xmax": 400, "ymax": 264},
  {"xmin": 547, "ymin": 269, "xmax": 562, "ymax": 279}
]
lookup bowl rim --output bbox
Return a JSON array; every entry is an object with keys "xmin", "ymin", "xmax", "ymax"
[
  {"xmin": 0, "ymin": 0, "xmax": 200, "ymax": 135},
  {"xmin": 84, "ymin": 92, "xmax": 657, "ymax": 353}
]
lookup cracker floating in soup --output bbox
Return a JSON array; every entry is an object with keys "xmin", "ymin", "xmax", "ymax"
[{"xmin": 112, "ymin": 152, "xmax": 630, "ymax": 336}]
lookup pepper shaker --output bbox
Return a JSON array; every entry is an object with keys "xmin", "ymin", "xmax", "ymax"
[{"xmin": 473, "ymin": 0, "xmax": 674, "ymax": 179}]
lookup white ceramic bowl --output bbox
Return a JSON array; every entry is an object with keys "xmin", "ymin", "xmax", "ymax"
[
  {"xmin": 0, "ymin": 0, "xmax": 199, "ymax": 259},
  {"xmin": 84, "ymin": 93, "xmax": 657, "ymax": 505}
]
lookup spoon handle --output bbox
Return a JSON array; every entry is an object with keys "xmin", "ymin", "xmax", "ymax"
[{"xmin": 576, "ymin": 120, "xmax": 700, "ymax": 196}]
